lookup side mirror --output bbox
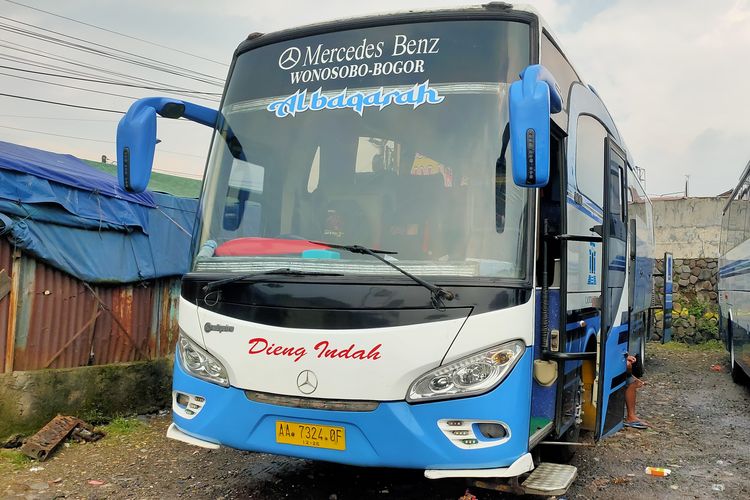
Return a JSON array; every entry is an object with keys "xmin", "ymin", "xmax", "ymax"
[
  {"xmin": 116, "ymin": 97, "xmax": 218, "ymax": 193},
  {"xmin": 508, "ymin": 64, "xmax": 563, "ymax": 188}
]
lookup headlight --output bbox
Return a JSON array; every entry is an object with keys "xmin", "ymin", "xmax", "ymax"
[
  {"xmin": 407, "ymin": 340, "xmax": 525, "ymax": 402},
  {"xmin": 178, "ymin": 333, "xmax": 229, "ymax": 387}
]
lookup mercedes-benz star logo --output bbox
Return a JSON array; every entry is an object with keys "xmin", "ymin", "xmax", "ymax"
[
  {"xmin": 296, "ymin": 370, "xmax": 318, "ymax": 395},
  {"xmin": 278, "ymin": 47, "xmax": 301, "ymax": 70}
]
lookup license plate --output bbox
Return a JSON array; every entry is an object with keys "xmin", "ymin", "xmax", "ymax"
[{"xmin": 275, "ymin": 420, "xmax": 346, "ymax": 451}]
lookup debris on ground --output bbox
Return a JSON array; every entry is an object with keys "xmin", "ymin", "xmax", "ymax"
[
  {"xmin": 644, "ymin": 467, "xmax": 671, "ymax": 477},
  {"xmin": 710, "ymin": 364, "xmax": 724, "ymax": 372},
  {"xmin": 20, "ymin": 415, "xmax": 104, "ymax": 461},
  {"xmin": 458, "ymin": 489, "xmax": 477, "ymax": 500},
  {"xmin": 1, "ymin": 434, "xmax": 24, "ymax": 449}
]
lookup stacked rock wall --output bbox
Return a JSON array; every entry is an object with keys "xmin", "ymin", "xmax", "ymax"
[{"xmin": 651, "ymin": 257, "xmax": 719, "ymax": 343}]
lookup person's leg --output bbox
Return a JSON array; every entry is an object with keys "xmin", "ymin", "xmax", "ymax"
[
  {"xmin": 624, "ymin": 376, "xmax": 649, "ymax": 427},
  {"xmin": 625, "ymin": 378, "xmax": 638, "ymax": 422}
]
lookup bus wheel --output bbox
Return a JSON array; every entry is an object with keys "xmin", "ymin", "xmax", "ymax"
[
  {"xmin": 730, "ymin": 339, "xmax": 749, "ymax": 385},
  {"xmin": 541, "ymin": 376, "xmax": 582, "ymax": 463},
  {"xmin": 541, "ymin": 420, "xmax": 580, "ymax": 463}
]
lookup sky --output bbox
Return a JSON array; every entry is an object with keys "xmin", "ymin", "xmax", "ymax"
[{"xmin": 0, "ymin": 0, "xmax": 749, "ymax": 196}]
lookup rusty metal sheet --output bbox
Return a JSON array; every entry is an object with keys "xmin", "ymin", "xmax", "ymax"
[
  {"xmin": 7, "ymin": 249, "xmax": 181, "ymax": 371},
  {"xmin": 13, "ymin": 260, "xmax": 93, "ymax": 371},
  {"xmin": 0, "ymin": 236, "xmax": 182, "ymax": 372},
  {"xmin": 153, "ymin": 278, "xmax": 181, "ymax": 357},
  {"xmin": 20, "ymin": 415, "xmax": 83, "ymax": 461}
]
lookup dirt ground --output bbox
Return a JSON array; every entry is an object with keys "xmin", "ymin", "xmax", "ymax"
[{"xmin": 1, "ymin": 342, "xmax": 748, "ymax": 499}]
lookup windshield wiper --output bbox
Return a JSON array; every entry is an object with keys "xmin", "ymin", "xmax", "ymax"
[
  {"xmin": 202, "ymin": 268, "xmax": 343, "ymax": 294},
  {"xmin": 310, "ymin": 241, "xmax": 455, "ymax": 310}
]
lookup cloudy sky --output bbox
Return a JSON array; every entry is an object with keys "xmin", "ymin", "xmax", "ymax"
[{"xmin": 1, "ymin": 0, "xmax": 749, "ymax": 196}]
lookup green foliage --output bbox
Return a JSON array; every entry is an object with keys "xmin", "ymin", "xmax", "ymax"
[
  {"xmin": 0, "ymin": 449, "xmax": 31, "ymax": 468},
  {"xmin": 696, "ymin": 317, "xmax": 719, "ymax": 338},
  {"xmin": 687, "ymin": 299, "xmax": 706, "ymax": 317},
  {"xmin": 103, "ymin": 416, "xmax": 143, "ymax": 436}
]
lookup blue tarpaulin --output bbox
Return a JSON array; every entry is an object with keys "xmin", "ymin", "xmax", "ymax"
[{"xmin": 0, "ymin": 140, "xmax": 198, "ymax": 284}]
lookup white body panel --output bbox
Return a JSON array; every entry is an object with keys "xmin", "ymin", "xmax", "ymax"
[
  {"xmin": 565, "ymin": 196, "xmax": 602, "ymax": 311},
  {"xmin": 180, "ymin": 297, "xmax": 534, "ymax": 401},
  {"xmin": 442, "ymin": 295, "xmax": 534, "ymax": 363},
  {"xmin": 180, "ymin": 297, "xmax": 534, "ymax": 400}
]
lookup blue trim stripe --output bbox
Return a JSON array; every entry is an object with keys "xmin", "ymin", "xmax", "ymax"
[
  {"xmin": 720, "ymin": 260, "xmax": 750, "ymax": 278},
  {"xmin": 567, "ymin": 189, "xmax": 604, "ymax": 216},
  {"xmin": 567, "ymin": 196, "xmax": 603, "ymax": 224}
]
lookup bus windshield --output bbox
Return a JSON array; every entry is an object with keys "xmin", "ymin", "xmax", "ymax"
[{"xmin": 194, "ymin": 20, "xmax": 531, "ymax": 280}]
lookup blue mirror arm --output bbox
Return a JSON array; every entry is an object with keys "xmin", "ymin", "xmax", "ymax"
[
  {"xmin": 519, "ymin": 64, "xmax": 563, "ymax": 114},
  {"xmin": 125, "ymin": 97, "xmax": 246, "ymax": 160},
  {"xmin": 122, "ymin": 97, "xmax": 216, "ymax": 127}
]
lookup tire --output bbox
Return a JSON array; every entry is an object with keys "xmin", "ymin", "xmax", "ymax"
[
  {"xmin": 540, "ymin": 372, "xmax": 583, "ymax": 463},
  {"xmin": 541, "ymin": 422, "xmax": 580, "ymax": 463},
  {"xmin": 639, "ymin": 333, "xmax": 647, "ymax": 370},
  {"xmin": 730, "ymin": 339, "xmax": 749, "ymax": 385}
]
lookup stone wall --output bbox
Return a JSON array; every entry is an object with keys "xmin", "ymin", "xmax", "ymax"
[
  {"xmin": 0, "ymin": 359, "xmax": 172, "ymax": 441},
  {"xmin": 651, "ymin": 257, "xmax": 719, "ymax": 344},
  {"xmin": 652, "ymin": 197, "xmax": 725, "ymax": 259}
]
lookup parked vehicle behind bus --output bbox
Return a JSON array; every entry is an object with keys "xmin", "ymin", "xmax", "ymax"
[
  {"xmin": 115, "ymin": 3, "xmax": 654, "ymax": 495},
  {"xmin": 719, "ymin": 160, "xmax": 750, "ymax": 385}
]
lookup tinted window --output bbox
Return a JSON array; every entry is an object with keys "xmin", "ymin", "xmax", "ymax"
[
  {"xmin": 230, "ymin": 21, "xmax": 531, "ymax": 102},
  {"xmin": 541, "ymin": 34, "xmax": 580, "ymax": 110},
  {"xmin": 194, "ymin": 21, "xmax": 533, "ymax": 280},
  {"xmin": 575, "ymin": 115, "xmax": 607, "ymax": 207}
]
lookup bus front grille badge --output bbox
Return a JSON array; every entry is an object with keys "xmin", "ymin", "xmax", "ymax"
[{"xmin": 297, "ymin": 370, "xmax": 318, "ymax": 395}]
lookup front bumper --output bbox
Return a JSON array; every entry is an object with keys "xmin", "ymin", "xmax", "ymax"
[{"xmin": 171, "ymin": 349, "xmax": 533, "ymax": 470}]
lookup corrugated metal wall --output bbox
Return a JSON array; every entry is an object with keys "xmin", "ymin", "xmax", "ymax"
[{"xmin": 0, "ymin": 238, "xmax": 181, "ymax": 373}]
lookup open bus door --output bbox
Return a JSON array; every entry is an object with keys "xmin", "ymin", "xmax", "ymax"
[{"xmin": 595, "ymin": 138, "xmax": 630, "ymax": 440}]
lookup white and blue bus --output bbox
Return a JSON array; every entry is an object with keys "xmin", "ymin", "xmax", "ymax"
[
  {"xmin": 115, "ymin": 4, "xmax": 654, "ymax": 495},
  {"xmin": 719, "ymin": 161, "xmax": 750, "ymax": 385}
]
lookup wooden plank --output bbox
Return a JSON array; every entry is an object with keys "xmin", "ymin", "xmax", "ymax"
[{"xmin": 4, "ymin": 251, "xmax": 21, "ymax": 373}]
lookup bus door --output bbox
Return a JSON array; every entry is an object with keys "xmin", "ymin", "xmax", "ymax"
[{"xmin": 595, "ymin": 138, "xmax": 629, "ymax": 439}]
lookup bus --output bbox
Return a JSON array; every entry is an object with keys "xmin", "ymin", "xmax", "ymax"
[
  {"xmin": 115, "ymin": 3, "xmax": 654, "ymax": 495},
  {"xmin": 719, "ymin": 160, "xmax": 750, "ymax": 385}
]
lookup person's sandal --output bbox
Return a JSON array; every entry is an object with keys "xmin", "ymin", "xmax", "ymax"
[{"xmin": 623, "ymin": 420, "xmax": 648, "ymax": 429}]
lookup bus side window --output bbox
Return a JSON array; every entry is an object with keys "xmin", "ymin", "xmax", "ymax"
[
  {"xmin": 575, "ymin": 115, "xmax": 607, "ymax": 209},
  {"xmin": 608, "ymin": 165, "xmax": 624, "ymax": 223}
]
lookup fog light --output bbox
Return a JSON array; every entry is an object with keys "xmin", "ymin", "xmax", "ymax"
[
  {"xmin": 476, "ymin": 422, "xmax": 507, "ymax": 439},
  {"xmin": 438, "ymin": 419, "xmax": 510, "ymax": 450},
  {"xmin": 172, "ymin": 391, "xmax": 206, "ymax": 420}
]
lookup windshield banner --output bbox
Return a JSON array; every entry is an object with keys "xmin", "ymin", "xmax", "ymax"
[
  {"xmin": 267, "ymin": 81, "xmax": 445, "ymax": 118},
  {"xmin": 228, "ymin": 20, "xmax": 529, "ymax": 102}
]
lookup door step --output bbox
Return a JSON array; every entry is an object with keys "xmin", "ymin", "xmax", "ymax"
[{"xmin": 521, "ymin": 462, "xmax": 578, "ymax": 496}]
